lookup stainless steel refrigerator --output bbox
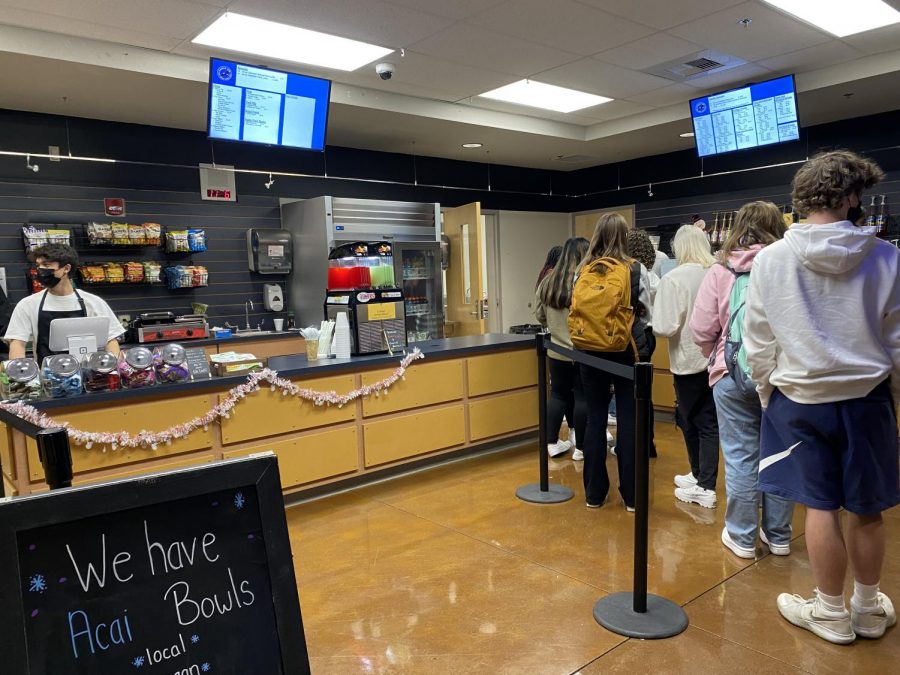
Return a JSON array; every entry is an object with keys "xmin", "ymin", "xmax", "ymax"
[{"xmin": 281, "ymin": 197, "xmax": 444, "ymax": 343}]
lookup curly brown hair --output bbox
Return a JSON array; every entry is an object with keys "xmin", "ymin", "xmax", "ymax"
[
  {"xmin": 626, "ymin": 228, "xmax": 656, "ymax": 271},
  {"xmin": 791, "ymin": 150, "xmax": 885, "ymax": 215}
]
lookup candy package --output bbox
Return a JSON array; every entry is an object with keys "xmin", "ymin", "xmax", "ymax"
[
  {"xmin": 82, "ymin": 351, "xmax": 122, "ymax": 393},
  {"xmin": 118, "ymin": 348, "xmax": 156, "ymax": 389},
  {"xmin": 188, "ymin": 228, "xmax": 207, "ymax": 252},
  {"xmin": 40, "ymin": 355, "xmax": 83, "ymax": 398},
  {"xmin": 153, "ymin": 344, "xmax": 190, "ymax": 384},
  {"xmin": 0, "ymin": 358, "xmax": 42, "ymax": 401}
]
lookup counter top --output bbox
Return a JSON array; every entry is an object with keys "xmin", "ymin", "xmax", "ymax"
[{"xmin": 28, "ymin": 333, "xmax": 536, "ymax": 411}]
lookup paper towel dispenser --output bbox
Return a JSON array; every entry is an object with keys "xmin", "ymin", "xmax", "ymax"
[{"xmin": 247, "ymin": 229, "xmax": 292, "ymax": 274}]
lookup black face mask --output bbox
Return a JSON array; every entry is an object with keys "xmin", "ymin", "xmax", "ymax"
[
  {"xmin": 37, "ymin": 268, "xmax": 62, "ymax": 288},
  {"xmin": 847, "ymin": 195, "xmax": 865, "ymax": 225}
]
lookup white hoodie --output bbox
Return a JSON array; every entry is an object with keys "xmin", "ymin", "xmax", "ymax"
[{"xmin": 744, "ymin": 222, "xmax": 900, "ymax": 407}]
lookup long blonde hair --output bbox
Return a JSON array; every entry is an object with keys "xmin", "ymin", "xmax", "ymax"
[
  {"xmin": 719, "ymin": 201, "xmax": 786, "ymax": 262},
  {"xmin": 672, "ymin": 224, "xmax": 715, "ymax": 267},
  {"xmin": 579, "ymin": 212, "xmax": 632, "ymax": 271}
]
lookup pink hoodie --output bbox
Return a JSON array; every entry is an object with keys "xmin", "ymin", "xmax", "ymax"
[{"xmin": 689, "ymin": 246, "xmax": 764, "ymax": 387}]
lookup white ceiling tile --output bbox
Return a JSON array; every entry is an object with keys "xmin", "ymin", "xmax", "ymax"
[
  {"xmin": 625, "ymin": 83, "xmax": 698, "ymax": 107},
  {"xmin": 226, "ymin": 0, "xmax": 454, "ymax": 48},
  {"xmin": 595, "ymin": 32, "xmax": 703, "ymax": 70},
  {"xmin": 579, "ymin": 0, "xmax": 747, "ymax": 31},
  {"xmin": 668, "ymin": 2, "xmax": 832, "ymax": 62},
  {"xmin": 385, "ymin": 0, "xmax": 507, "ymax": 21},
  {"xmin": 0, "ymin": 0, "xmax": 221, "ymax": 41},
  {"xmin": 682, "ymin": 62, "xmax": 773, "ymax": 90},
  {"xmin": 759, "ymin": 41, "xmax": 866, "ymax": 74},
  {"xmin": 537, "ymin": 58, "xmax": 674, "ymax": 98},
  {"xmin": 409, "ymin": 22, "xmax": 580, "ymax": 76},
  {"xmin": 471, "ymin": 0, "xmax": 655, "ymax": 56},
  {"xmin": 576, "ymin": 98, "xmax": 654, "ymax": 121},
  {"xmin": 840, "ymin": 24, "xmax": 900, "ymax": 55},
  {"xmin": 0, "ymin": 7, "xmax": 182, "ymax": 51}
]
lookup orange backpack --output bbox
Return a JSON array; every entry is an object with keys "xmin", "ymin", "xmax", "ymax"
[{"xmin": 567, "ymin": 257, "xmax": 636, "ymax": 354}]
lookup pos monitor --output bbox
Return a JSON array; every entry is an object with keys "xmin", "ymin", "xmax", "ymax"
[{"xmin": 48, "ymin": 316, "xmax": 112, "ymax": 358}]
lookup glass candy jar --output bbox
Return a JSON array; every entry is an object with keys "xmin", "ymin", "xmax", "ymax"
[
  {"xmin": 0, "ymin": 358, "xmax": 42, "ymax": 401},
  {"xmin": 153, "ymin": 344, "xmax": 190, "ymax": 384},
  {"xmin": 118, "ymin": 347, "xmax": 157, "ymax": 389},
  {"xmin": 41, "ymin": 354, "xmax": 84, "ymax": 398},
  {"xmin": 82, "ymin": 351, "xmax": 122, "ymax": 393}
]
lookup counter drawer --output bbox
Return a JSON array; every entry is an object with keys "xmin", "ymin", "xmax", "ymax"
[
  {"xmin": 74, "ymin": 454, "xmax": 215, "ymax": 487},
  {"xmin": 653, "ymin": 371, "xmax": 676, "ymax": 409},
  {"xmin": 0, "ymin": 423, "xmax": 13, "ymax": 482},
  {"xmin": 652, "ymin": 337, "xmax": 671, "ymax": 371},
  {"xmin": 223, "ymin": 427, "xmax": 358, "ymax": 488},
  {"xmin": 364, "ymin": 405, "xmax": 465, "ymax": 467},
  {"xmin": 26, "ymin": 395, "xmax": 214, "ymax": 482},
  {"xmin": 469, "ymin": 390, "xmax": 538, "ymax": 441},
  {"xmin": 467, "ymin": 349, "xmax": 537, "ymax": 396},
  {"xmin": 361, "ymin": 359, "xmax": 464, "ymax": 417},
  {"xmin": 219, "ymin": 374, "xmax": 355, "ymax": 444}
]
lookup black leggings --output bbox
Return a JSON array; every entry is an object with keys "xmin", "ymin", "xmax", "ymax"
[
  {"xmin": 579, "ymin": 349, "xmax": 636, "ymax": 507},
  {"xmin": 673, "ymin": 371, "xmax": 719, "ymax": 490},
  {"xmin": 548, "ymin": 358, "xmax": 586, "ymax": 448}
]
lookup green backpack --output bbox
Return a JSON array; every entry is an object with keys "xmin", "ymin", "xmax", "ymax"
[{"xmin": 724, "ymin": 268, "xmax": 756, "ymax": 396}]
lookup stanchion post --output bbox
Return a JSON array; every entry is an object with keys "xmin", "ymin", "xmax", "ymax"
[
  {"xmin": 515, "ymin": 333, "xmax": 574, "ymax": 504},
  {"xmin": 37, "ymin": 427, "xmax": 72, "ymax": 490},
  {"xmin": 632, "ymin": 362, "xmax": 653, "ymax": 613}
]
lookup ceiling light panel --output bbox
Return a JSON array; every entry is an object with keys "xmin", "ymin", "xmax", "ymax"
[
  {"xmin": 762, "ymin": 0, "xmax": 900, "ymax": 37},
  {"xmin": 478, "ymin": 80, "xmax": 612, "ymax": 113},
  {"xmin": 192, "ymin": 12, "xmax": 394, "ymax": 71}
]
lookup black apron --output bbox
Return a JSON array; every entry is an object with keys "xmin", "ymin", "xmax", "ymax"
[{"xmin": 35, "ymin": 289, "xmax": 87, "ymax": 364}]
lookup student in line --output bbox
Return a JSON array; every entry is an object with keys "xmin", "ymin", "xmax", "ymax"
[
  {"xmin": 535, "ymin": 237, "xmax": 590, "ymax": 460},
  {"xmin": 653, "ymin": 225, "xmax": 719, "ymax": 509},
  {"xmin": 690, "ymin": 201, "xmax": 794, "ymax": 558},
  {"xmin": 745, "ymin": 151, "xmax": 898, "ymax": 644},
  {"xmin": 570, "ymin": 214, "xmax": 653, "ymax": 511},
  {"xmin": 535, "ymin": 245, "xmax": 562, "ymax": 290}
]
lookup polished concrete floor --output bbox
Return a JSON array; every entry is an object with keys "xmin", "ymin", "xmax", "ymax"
[{"xmin": 288, "ymin": 422, "xmax": 899, "ymax": 674}]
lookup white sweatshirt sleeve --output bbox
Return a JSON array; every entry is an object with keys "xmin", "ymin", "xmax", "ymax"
[
  {"xmin": 743, "ymin": 257, "xmax": 777, "ymax": 407},
  {"xmin": 652, "ymin": 275, "xmax": 683, "ymax": 338},
  {"xmin": 639, "ymin": 264, "xmax": 655, "ymax": 325},
  {"xmin": 884, "ymin": 263, "xmax": 900, "ymax": 406}
]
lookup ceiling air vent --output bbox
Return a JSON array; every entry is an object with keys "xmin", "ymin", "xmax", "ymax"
[{"xmin": 643, "ymin": 51, "xmax": 746, "ymax": 82}]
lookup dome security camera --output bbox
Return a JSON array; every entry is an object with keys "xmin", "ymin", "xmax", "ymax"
[{"xmin": 375, "ymin": 63, "xmax": 395, "ymax": 81}]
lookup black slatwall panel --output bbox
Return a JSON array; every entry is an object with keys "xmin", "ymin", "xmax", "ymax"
[{"xmin": 1, "ymin": 181, "xmax": 284, "ymax": 329}]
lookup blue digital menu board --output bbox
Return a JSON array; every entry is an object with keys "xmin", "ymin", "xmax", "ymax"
[
  {"xmin": 690, "ymin": 75, "xmax": 800, "ymax": 157},
  {"xmin": 207, "ymin": 58, "xmax": 331, "ymax": 151}
]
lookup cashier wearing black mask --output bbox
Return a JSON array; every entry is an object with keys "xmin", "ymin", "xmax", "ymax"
[{"xmin": 4, "ymin": 244, "xmax": 124, "ymax": 363}]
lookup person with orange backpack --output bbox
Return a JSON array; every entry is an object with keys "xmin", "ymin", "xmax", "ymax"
[{"xmin": 568, "ymin": 213, "xmax": 654, "ymax": 511}]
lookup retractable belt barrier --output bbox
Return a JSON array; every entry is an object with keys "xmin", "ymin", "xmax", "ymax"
[
  {"xmin": 0, "ymin": 409, "xmax": 72, "ymax": 494},
  {"xmin": 516, "ymin": 333, "xmax": 688, "ymax": 639}
]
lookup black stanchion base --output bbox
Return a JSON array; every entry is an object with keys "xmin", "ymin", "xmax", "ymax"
[
  {"xmin": 515, "ymin": 483, "xmax": 574, "ymax": 504},
  {"xmin": 593, "ymin": 592, "xmax": 688, "ymax": 639}
]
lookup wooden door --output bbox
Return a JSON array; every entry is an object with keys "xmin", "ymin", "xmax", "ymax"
[
  {"xmin": 575, "ymin": 206, "xmax": 636, "ymax": 239},
  {"xmin": 443, "ymin": 202, "xmax": 485, "ymax": 337}
]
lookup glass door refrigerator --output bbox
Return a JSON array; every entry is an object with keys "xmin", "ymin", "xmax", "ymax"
[{"xmin": 393, "ymin": 241, "xmax": 442, "ymax": 344}]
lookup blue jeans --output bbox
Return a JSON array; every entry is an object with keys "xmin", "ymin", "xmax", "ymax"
[{"xmin": 713, "ymin": 374, "xmax": 794, "ymax": 549}]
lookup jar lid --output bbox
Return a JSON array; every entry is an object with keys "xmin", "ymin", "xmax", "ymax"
[
  {"xmin": 6, "ymin": 358, "xmax": 39, "ymax": 382},
  {"xmin": 46, "ymin": 354, "xmax": 79, "ymax": 377},
  {"xmin": 160, "ymin": 343, "xmax": 186, "ymax": 366},
  {"xmin": 124, "ymin": 347, "xmax": 153, "ymax": 369},
  {"xmin": 85, "ymin": 351, "xmax": 117, "ymax": 373}
]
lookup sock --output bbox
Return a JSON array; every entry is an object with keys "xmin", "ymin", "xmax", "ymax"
[
  {"xmin": 815, "ymin": 588, "xmax": 847, "ymax": 615},
  {"xmin": 851, "ymin": 581, "xmax": 880, "ymax": 613}
]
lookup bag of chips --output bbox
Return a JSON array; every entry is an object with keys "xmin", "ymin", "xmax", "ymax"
[{"xmin": 125, "ymin": 262, "xmax": 145, "ymax": 283}]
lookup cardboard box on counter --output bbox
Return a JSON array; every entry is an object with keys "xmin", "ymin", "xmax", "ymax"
[{"xmin": 210, "ymin": 352, "xmax": 266, "ymax": 377}]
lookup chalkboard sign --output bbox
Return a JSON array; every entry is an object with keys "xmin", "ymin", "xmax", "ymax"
[
  {"xmin": 184, "ymin": 348, "xmax": 211, "ymax": 380},
  {"xmin": 0, "ymin": 455, "xmax": 310, "ymax": 674}
]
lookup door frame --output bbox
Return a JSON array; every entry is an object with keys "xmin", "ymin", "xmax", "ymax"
[{"xmin": 481, "ymin": 209, "xmax": 502, "ymax": 334}]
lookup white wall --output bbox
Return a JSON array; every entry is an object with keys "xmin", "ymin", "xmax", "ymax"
[{"xmin": 496, "ymin": 210, "xmax": 571, "ymax": 331}]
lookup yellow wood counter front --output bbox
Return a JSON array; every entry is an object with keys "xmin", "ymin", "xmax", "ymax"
[{"xmin": 2, "ymin": 339, "xmax": 538, "ymax": 498}]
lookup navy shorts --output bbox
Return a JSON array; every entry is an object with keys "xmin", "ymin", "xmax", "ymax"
[{"xmin": 758, "ymin": 381, "xmax": 899, "ymax": 514}]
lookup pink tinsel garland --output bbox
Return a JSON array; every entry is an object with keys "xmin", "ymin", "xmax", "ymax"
[{"xmin": 0, "ymin": 349, "xmax": 424, "ymax": 452}]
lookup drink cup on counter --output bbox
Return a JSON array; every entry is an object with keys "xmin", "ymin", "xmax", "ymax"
[
  {"xmin": 273, "ymin": 318, "xmax": 284, "ymax": 331},
  {"xmin": 306, "ymin": 339, "xmax": 320, "ymax": 361}
]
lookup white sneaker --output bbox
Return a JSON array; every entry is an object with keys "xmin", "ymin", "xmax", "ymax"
[
  {"xmin": 607, "ymin": 415, "xmax": 617, "ymax": 426},
  {"xmin": 606, "ymin": 430, "xmax": 614, "ymax": 446},
  {"xmin": 777, "ymin": 593, "xmax": 856, "ymax": 645},
  {"xmin": 571, "ymin": 449, "xmax": 584, "ymax": 461},
  {"xmin": 674, "ymin": 472, "xmax": 698, "ymax": 489},
  {"xmin": 760, "ymin": 529, "xmax": 791, "ymax": 556},
  {"xmin": 721, "ymin": 527, "xmax": 755, "ymax": 559},
  {"xmin": 609, "ymin": 446, "xmax": 617, "ymax": 456},
  {"xmin": 547, "ymin": 440, "xmax": 570, "ymax": 458},
  {"xmin": 852, "ymin": 592, "xmax": 896, "ymax": 639},
  {"xmin": 675, "ymin": 485, "xmax": 717, "ymax": 509},
  {"xmin": 625, "ymin": 505, "xmax": 635, "ymax": 513}
]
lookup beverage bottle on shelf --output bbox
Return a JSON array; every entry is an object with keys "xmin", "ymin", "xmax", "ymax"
[
  {"xmin": 865, "ymin": 196, "xmax": 878, "ymax": 228},
  {"xmin": 875, "ymin": 195, "xmax": 887, "ymax": 235},
  {"xmin": 709, "ymin": 212, "xmax": 719, "ymax": 244}
]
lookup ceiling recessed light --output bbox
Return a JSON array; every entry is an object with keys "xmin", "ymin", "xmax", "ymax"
[
  {"xmin": 461, "ymin": 143, "xmax": 483, "ymax": 148},
  {"xmin": 680, "ymin": 132, "xmax": 695, "ymax": 138},
  {"xmin": 478, "ymin": 80, "xmax": 612, "ymax": 113},
  {"xmin": 761, "ymin": 0, "xmax": 900, "ymax": 37},
  {"xmin": 193, "ymin": 12, "xmax": 394, "ymax": 71}
]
